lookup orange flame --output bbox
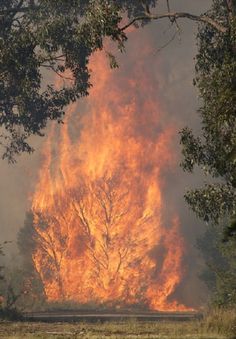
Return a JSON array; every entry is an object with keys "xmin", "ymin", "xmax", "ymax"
[{"xmin": 31, "ymin": 49, "xmax": 189, "ymax": 311}]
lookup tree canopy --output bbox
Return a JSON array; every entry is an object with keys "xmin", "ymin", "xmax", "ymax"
[
  {"xmin": 0, "ymin": 0, "xmax": 231, "ymax": 162},
  {"xmin": 179, "ymin": 0, "xmax": 236, "ymax": 303},
  {"xmin": 180, "ymin": 0, "xmax": 236, "ymax": 231}
]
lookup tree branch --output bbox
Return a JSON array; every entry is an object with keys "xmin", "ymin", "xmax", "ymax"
[
  {"xmin": 42, "ymin": 64, "xmax": 74, "ymax": 81},
  {"xmin": 154, "ymin": 30, "xmax": 178, "ymax": 54},
  {"xmin": 166, "ymin": 0, "xmax": 171, "ymax": 13},
  {"xmin": 225, "ymin": 0, "xmax": 235, "ymax": 14},
  {"xmin": 121, "ymin": 12, "xmax": 228, "ymax": 34}
]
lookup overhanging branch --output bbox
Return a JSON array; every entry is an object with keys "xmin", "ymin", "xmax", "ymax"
[{"xmin": 121, "ymin": 12, "xmax": 228, "ymax": 34}]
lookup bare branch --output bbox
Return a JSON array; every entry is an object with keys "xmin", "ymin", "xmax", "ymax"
[
  {"xmin": 141, "ymin": 0, "xmax": 150, "ymax": 15},
  {"xmin": 72, "ymin": 199, "xmax": 92, "ymax": 239},
  {"xmin": 121, "ymin": 12, "xmax": 228, "ymax": 34},
  {"xmin": 225, "ymin": 0, "xmax": 236, "ymax": 21},
  {"xmin": 225, "ymin": 0, "xmax": 235, "ymax": 14},
  {"xmin": 41, "ymin": 65, "xmax": 74, "ymax": 82},
  {"xmin": 166, "ymin": 0, "xmax": 171, "ymax": 13},
  {"xmin": 154, "ymin": 30, "xmax": 178, "ymax": 54}
]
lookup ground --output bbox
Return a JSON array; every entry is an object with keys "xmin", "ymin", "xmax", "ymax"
[{"xmin": 0, "ymin": 320, "xmax": 233, "ymax": 339}]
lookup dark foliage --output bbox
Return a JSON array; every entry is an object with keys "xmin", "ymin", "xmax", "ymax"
[
  {"xmin": 180, "ymin": 0, "xmax": 236, "ymax": 235},
  {"xmin": 198, "ymin": 225, "xmax": 236, "ymax": 306},
  {"xmin": 0, "ymin": 307, "xmax": 23, "ymax": 321},
  {"xmin": 180, "ymin": 0, "xmax": 236, "ymax": 305},
  {"xmin": 0, "ymin": 0, "xmax": 159, "ymax": 162}
]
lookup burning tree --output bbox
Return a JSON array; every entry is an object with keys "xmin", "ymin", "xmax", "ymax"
[
  {"xmin": 31, "ymin": 172, "xmax": 185, "ymax": 309},
  {"xmin": 32, "ymin": 174, "xmax": 152, "ymax": 305},
  {"xmin": 28, "ymin": 49, "xmax": 189, "ymax": 311}
]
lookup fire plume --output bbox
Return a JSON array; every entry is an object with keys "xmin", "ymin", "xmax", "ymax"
[{"xmin": 31, "ymin": 48, "xmax": 189, "ymax": 311}]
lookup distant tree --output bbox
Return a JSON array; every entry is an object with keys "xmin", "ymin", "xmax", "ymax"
[
  {"xmin": 0, "ymin": 242, "xmax": 5, "ymax": 309},
  {"xmin": 0, "ymin": 0, "xmax": 230, "ymax": 162},
  {"xmin": 17, "ymin": 212, "xmax": 46, "ymax": 309},
  {"xmin": 0, "ymin": 243, "xmax": 4, "ymax": 281},
  {"xmin": 0, "ymin": 215, "xmax": 44, "ymax": 314},
  {"xmin": 0, "ymin": 241, "xmax": 25, "ymax": 318},
  {"xmin": 0, "ymin": 241, "xmax": 10, "ymax": 283},
  {"xmin": 197, "ymin": 225, "xmax": 236, "ymax": 307}
]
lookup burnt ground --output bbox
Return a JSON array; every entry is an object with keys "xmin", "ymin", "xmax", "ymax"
[{"xmin": 23, "ymin": 310, "xmax": 202, "ymax": 323}]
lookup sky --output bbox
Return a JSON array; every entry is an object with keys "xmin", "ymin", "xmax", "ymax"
[{"xmin": 0, "ymin": 0, "xmax": 212, "ymax": 308}]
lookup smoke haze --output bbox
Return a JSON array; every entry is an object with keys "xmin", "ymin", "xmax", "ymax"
[{"xmin": 0, "ymin": 0, "xmax": 211, "ymax": 308}]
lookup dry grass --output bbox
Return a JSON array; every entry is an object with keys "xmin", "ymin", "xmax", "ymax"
[
  {"xmin": 0, "ymin": 308, "xmax": 235, "ymax": 338},
  {"xmin": 201, "ymin": 308, "xmax": 236, "ymax": 337}
]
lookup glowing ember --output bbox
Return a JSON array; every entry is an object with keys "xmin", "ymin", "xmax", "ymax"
[{"xmin": 31, "ymin": 49, "xmax": 189, "ymax": 311}]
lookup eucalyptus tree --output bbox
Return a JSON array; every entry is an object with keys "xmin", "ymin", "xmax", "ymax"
[
  {"xmin": 0, "ymin": 0, "xmax": 231, "ymax": 162},
  {"xmin": 179, "ymin": 0, "xmax": 236, "ymax": 305},
  {"xmin": 180, "ymin": 0, "xmax": 236, "ymax": 236}
]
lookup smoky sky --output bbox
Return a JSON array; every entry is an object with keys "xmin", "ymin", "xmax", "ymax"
[{"xmin": 0, "ymin": 1, "xmax": 212, "ymax": 307}]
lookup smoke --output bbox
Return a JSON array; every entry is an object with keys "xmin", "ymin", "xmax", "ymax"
[{"xmin": 0, "ymin": 0, "xmax": 211, "ymax": 307}]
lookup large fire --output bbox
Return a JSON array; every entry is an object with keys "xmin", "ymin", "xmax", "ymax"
[{"xmin": 31, "ymin": 47, "xmax": 189, "ymax": 311}]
